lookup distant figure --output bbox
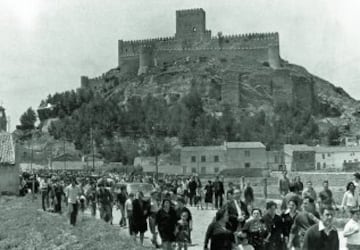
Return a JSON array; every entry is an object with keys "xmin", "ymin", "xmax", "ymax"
[
  {"xmin": 65, "ymin": 178, "xmax": 81, "ymax": 226},
  {"xmin": 279, "ymin": 170, "xmax": 290, "ymax": 197},
  {"xmin": 341, "ymin": 182, "xmax": 359, "ymax": 213},
  {"xmin": 244, "ymin": 182, "xmax": 254, "ymax": 206},
  {"xmin": 204, "ymin": 180, "xmax": 214, "ymax": 210},
  {"xmin": 213, "ymin": 176, "xmax": 225, "ymax": 209},
  {"xmin": 294, "ymin": 176, "xmax": 304, "ymax": 195},
  {"xmin": 302, "ymin": 180, "xmax": 317, "ymax": 202},
  {"xmin": 318, "ymin": 180, "xmax": 337, "ymax": 210}
]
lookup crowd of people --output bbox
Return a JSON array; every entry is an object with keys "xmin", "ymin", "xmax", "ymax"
[{"xmin": 18, "ymin": 169, "xmax": 360, "ymax": 250}]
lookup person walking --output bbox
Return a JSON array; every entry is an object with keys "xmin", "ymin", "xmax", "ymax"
[
  {"xmin": 132, "ymin": 191, "xmax": 148, "ymax": 245},
  {"xmin": 204, "ymin": 208, "xmax": 236, "ymax": 250},
  {"xmin": 262, "ymin": 201, "xmax": 284, "ymax": 250},
  {"xmin": 156, "ymin": 199, "xmax": 178, "ymax": 250},
  {"xmin": 279, "ymin": 170, "xmax": 290, "ymax": 197},
  {"xmin": 343, "ymin": 207, "xmax": 360, "ymax": 250},
  {"xmin": 98, "ymin": 183, "xmax": 113, "ymax": 223},
  {"xmin": 213, "ymin": 176, "xmax": 224, "ymax": 209},
  {"xmin": 116, "ymin": 185, "xmax": 128, "ymax": 227},
  {"xmin": 303, "ymin": 205, "xmax": 339, "ymax": 250},
  {"xmin": 40, "ymin": 176, "xmax": 50, "ymax": 211},
  {"xmin": 244, "ymin": 182, "xmax": 254, "ymax": 206},
  {"xmin": 204, "ymin": 180, "xmax": 214, "ymax": 210},
  {"xmin": 341, "ymin": 182, "xmax": 359, "ymax": 214},
  {"xmin": 318, "ymin": 180, "xmax": 337, "ymax": 209},
  {"xmin": 65, "ymin": 178, "xmax": 81, "ymax": 226},
  {"xmin": 281, "ymin": 199, "xmax": 299, "ymax": 249},
  {"xmin": 242, "ymin": 208, "xmax": 269, "ymax": 250}
]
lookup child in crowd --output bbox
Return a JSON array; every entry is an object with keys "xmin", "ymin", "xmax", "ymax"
[
  {"xmin": 237, "ymin": 231, "xmax": 254, "ymax": 250},
  {"xmin": 175, "ymin": 211, "xmax": 191, "ymax": 250}
]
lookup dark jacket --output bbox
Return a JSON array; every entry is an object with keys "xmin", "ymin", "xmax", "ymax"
[
  {"xmin": 156, "ymin": 207, "xmax": 177, "ymax": 242},
  {"xmin": 213, "ymin": 180, "xmax": 224, "ymax": 195},
  {"xmin": 303, "ymin": 223, "xmax": 339, "ymax": 250}
]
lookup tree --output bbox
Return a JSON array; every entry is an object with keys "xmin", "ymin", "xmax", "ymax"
[
  {"xmin": 328, "ymin": 127, "xmax": 341, "ymax": 146},
  {"xmin": 20, "ymin": 107, "xmax": 37, "ymax": 129}
]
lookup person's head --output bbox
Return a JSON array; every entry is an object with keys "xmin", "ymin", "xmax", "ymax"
[
  {"xmin": 307, "ymin": 181, "xmax": 313, "ymax": 189},
  {"xmin": 71, "ymin": 178, "xmax": 76, "ymax": 187},
  {"xmin": 350, "ymin": 208, "xmax": 360, "ymax": 221},
  {"xmin": 180, "ymin": 211, "xmax": 189, "ymax": 221},
  {"xmin": 252, "ymin": 208, "xmax": 262, "ymax": 220},
  {"xmin": 237, "ymin": 231, "xmax": 249, "ymax": 245},
  {"xmin": 296, "ymin": 176, "xmax": 301, "ymax": 182},
  {"xmin": 162, "ymin": 199, "xmax": 171, "ymax": 212},
  {"xmin": 319, "ymin": 205, "xmax": 335, "ymax": 228},
  {"xmin": 287, "ymin": 199, "xmax": 298, "ymax": 212},
  {"xmin": 302, "ymin": 196, "xmax": 314, "ymax": 212},
  {"xmin": 129, "ymin": 193, "xmax": 135, "ymax": 200},
  {"xmin": 120, "ymin": 185, "xmax": 126, "ymax": 192},
  {"xmin": 137, "ymin": 191, "xmax": 144, "ymax": 199},
  {"xmin": 282, "ymin": 170, "xmax": 287, "ymax": 177},
  {"xmin": 208, "ymin": 180, "xmax": 212, "ymax": 184},
  {"xmin": 323, "ymin": 180, "xmax": 329, "ymax": 190},
  {"xmin": 347, "ymin": 182, "xmax": 356, "ymax": 192},
  {"xmin": 247, "ymin": 182, "xmax": 251, "ymax": 187},
  {"xmin": 215, "ymin": 208, "xmax": 229, "ymax": 223},
  {"xmin": 266, "ymin": 201, "xmax": 277, "ymax": 216}
]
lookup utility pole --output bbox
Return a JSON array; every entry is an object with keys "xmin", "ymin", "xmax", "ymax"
[
  {"xmin": 90, "ymin": 127, "xmax": 95, "ymax": 172},
  {"xmin": 30, "ymin": 135, "xmax": 35, "ymax": 201}
]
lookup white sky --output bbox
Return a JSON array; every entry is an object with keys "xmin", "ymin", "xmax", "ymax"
[{"xmin": 1, "ymin": 0, "xmax": 360, "ymax": 131}]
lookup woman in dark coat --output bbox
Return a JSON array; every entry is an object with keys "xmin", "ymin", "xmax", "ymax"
[
  {"xmin": 204, "ymin": 180, "xmax": 214, "ymax": 210},
  {"xmin": 156, "ymin": 199, "xmax": 178, "ymax": 250},
  {"xmin": 132, "ymin": 191, "xmax": 148, "ymax": 245}
]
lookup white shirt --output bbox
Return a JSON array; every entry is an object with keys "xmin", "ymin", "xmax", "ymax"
[
  {"xmin": 238, "ymin": 244, "xmax": 254, "ymax": 250},
  {"xmin": 341, "ymin": 191, "xmax": 359, "ymax": 208},
  {"xmin": 65, "ymin": 185, "xmax": 81, "ymax": 204},
  {"xmin": 125, "ymin": 198, "xmax": 133, "ymax": 217},
  {"xmin": 344, "ymin": 218, "xmax": 360, "ymax": 245}
]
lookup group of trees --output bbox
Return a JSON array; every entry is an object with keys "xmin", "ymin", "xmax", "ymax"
[{"xmin": 43, "ymin": 86, "xmax": 323, "ymax": 164}]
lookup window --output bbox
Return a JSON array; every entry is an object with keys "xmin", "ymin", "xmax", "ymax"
[
  {"xmin": 182, "ymin": 166, "xmax": 187, "ymax": 174},
  {"xmin": 191, "ymin": 167, "xmax": 197, "ymax": 173},
  {"xmin": 214, "ymin": 167, "xmax": 219, "ymax": 173},
  {"xmin": 322, "ymin": 154, "xmax": 325, "ymax": 159},
  {"xmin": 201, "ymin": 167, "xmax": 206, "ymax": 174},
  {"xmin": 191, "ymin": 156, "xmax": 196, "ymax": 162},
  {"xmin": 214, "ymin": 155, "xmax": 219, "ymax": 162},
  {"xmin": 192, "ymin": 27, "xmax": 197, "ymax": 32},
  {"xmin": 245, "ymin": 151, "xmax": 250, "ymax": 157},
  {"xmin": 299, "ymin": 154, "xmax": 303, "ymax": 160},
  {"xmin": 201, "ymin": 155, "xmax": 206, "ymax": 162},
  {"xmin": 323, "ymin": 163, "xmax": 326, "ymax": 169},
  {"xmin": 317, "ymin": 162, "xmax": 321, "ymax": 170},
  {"xmin": 244, "ymin": 162, "xmax": 251, "ymax": 168},
  {"xmin": 327, "ymin": 153, "xmax": 331, "ymax": 157}
]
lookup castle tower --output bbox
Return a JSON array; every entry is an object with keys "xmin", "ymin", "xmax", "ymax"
[
  {"xmin": 81, "ymin": 76, "xmax": 89, "ymax": 88},
  {"xmin": 0, "ymin": 106, "xmax": 7, "ymax": 132},
  {"xmin": 268, "ymin": 45, "xmax": 281, "ymax": 69},
  {"xmin": 175, "ymin": 8, "xmax": 211, "ymax": 47},
  {"xmin": 138, "ymin": 45, "xmax": 154, "ymax": 75}
]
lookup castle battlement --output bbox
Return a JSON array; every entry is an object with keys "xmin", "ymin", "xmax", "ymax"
[
  {"xmin": 116, "ymin": 8, "xmax": 281, "ymax": 75},
  {"xmin": 176, "ymin": 8, "xmax": 205, "ymax": 15}
]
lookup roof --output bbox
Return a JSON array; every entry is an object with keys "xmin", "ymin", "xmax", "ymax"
[
  {"xmin": 315, "ymin": 146, "xmax": 360, "ymax": 153},
  {"xmin": 224, "ymin": 141, "xmax": 265, "ymax": 149},
  {"xmin": 181, "ymin": 145, "xmax": 225, "ymax": 152},
  {"xmin": 0, "ymin": 132, "xmax": 15, "ymax": 165},
  {"xmin": 283, "ymin": 144, "xmax": 313, "ymax": 153}
]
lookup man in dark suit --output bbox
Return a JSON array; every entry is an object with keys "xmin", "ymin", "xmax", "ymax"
[{"xmin": 213, "ymin": 175, "xmax": 224, "ymax": 209}]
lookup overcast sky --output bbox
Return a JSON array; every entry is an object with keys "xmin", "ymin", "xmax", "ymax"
[{"xmin": 1, "ymin": 0, "xmax": 360, "ymax": 131}]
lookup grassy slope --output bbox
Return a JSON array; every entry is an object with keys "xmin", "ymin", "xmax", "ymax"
[{"xmin": 0, "ymin": 196, "xmax": 147, "ymax": 250}]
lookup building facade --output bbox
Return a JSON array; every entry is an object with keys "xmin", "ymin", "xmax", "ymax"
[
  {"xmin": 314, "ymin": 146, "xmax": 360, "ymax": 170},
  {"xmin": 180, "ymin": 142, "xmax": 267, "ymax": 175}
]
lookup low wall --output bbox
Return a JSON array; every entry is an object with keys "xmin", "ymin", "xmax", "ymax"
[{"xmin": 0, "ymin": 165, "xmax": 19, "ymax": 195}]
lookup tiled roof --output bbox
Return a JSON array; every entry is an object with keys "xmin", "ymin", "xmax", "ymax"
[
  {"xmin": 225, "ymin": 141, "xmax": 266, "ymax": 149},
  {"xmin": 0, "ymin": 132, "xmax": 15, "ymax": 165}
]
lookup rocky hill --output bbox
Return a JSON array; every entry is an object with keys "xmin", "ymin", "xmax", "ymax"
[{"xmin": 86, "ymin": 53, "xmax": 360, "ymax": 138}]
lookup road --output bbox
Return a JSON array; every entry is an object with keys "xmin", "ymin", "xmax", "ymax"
[{"xmin": 84, "ymin": 205, "xmax": 348, "ymax": 250}]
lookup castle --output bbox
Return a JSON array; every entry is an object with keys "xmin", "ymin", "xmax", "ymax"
[{"xmin": 81, "ymin": 8, "xmax": 281, "ymax": 87}]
